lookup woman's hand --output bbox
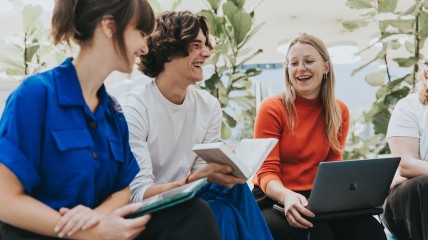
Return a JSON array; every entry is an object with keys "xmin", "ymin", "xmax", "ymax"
[
  {"xmin": 282, "ymin": 190, "xmax": 314, "ymax": 229},
  {"xmin": 92, "ymin": 203, "xmax": 151, "ymax": 240},
  {"xmin": 191, "ymin": 162, "xmax": 246, "ymax": 188},
  {"xmin": 54, "ymin": 205, "xmax": 103, "ymax": 238}
]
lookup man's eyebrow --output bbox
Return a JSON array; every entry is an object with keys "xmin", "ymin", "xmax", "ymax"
[{"xmin": 191, "ymin": 39, "xmax": 203, "ymax": 43}]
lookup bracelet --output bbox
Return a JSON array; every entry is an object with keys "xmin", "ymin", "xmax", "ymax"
[{"xmin": 185, "ymin": 173, "xmax": 192, "ymax": 184}]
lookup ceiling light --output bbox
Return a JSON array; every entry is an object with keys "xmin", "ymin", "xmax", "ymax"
[
  {"xmin": 328, "ymin": 41, "xmax": 361, "ymax": 64},
  {"xmin": 0, "ymin": 0, "xmax": 13, "ymax": 13},
  {"xmin": 22, "ymin": 0, "xmax": 54, "ymax": 10}
]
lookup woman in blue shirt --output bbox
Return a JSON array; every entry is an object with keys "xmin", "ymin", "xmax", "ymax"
[{"xmin": 0, "ymin": 1, "xmax": 220, "ymax": 239}]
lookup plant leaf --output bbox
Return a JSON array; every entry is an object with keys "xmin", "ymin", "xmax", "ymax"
[
  {"xmin": 22, "ymin": 5, "xmax": 43, "ymax": 33},
  {"xmin": 236, "ymin": 49, "xmax": 263, "ymax": 67},
  {"xmin": 207, "ymin": 0, "xmax": 221, "ymax": 11},
  {"xmin": 0, "ymin": 55, "xmax": 24, "ymax": 69},
  {"xmin": 223, "ymin": 110, "xmax": 237, "ymax": 128},
  {"xmin": 405, "ymin": 40, "xmax": 415, "ymax": 53},
  {"xmin": 221, "ymin": 120, "xmax": 232, "ymax": 139},
  {"xmin": 384, "ymin": 86, "xmax": 410, "ymax": 107},
  {"xmin": 393, "ymin": 57, "xmax": 419, "ymax": 68},
  {"xmin": 378, "ymin": 0, "xmax": 398, "ymax": 12},
  {"xmin": 342, "ymin": 19, "xmax": 370, "ymax": 32},
  {"xmin": 351, "ymin": 49, "xmax": 386, "ymax": 76},
  {"xmin": 229, "ymin": 11, "xmax": 252, "ymax": 44},
  {"xmin": 229, "ymin": 96, "xmax": 255, "ymax": 109},
  {"xmin": 372, "ymin": 105, "xmax": 391, "ymax": 134},
  {"xmin": 345, "ymin": 0, "xmax": 374, "ymax": 9},
  {"xmin": 365, "ymin": 71, "xmax": 385, "ymax": 86},
  {"xmin": 230, "ymin": 0, "xmax": 245, "ymax": 9},
  {"xmin": 238, "ymin": 21, "xmax": 265, "ymax": 49},
  {"xmin": 423, "ymin": 0, "xmax": 428, "ymax": 10},
  {"xmin": 419, "ymin": 12, "xmax": 428, "ymax": 37}
]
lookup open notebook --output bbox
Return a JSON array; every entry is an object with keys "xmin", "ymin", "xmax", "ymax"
[
  {"xmin": 192, "ymin": 138, "xmax": 278, "ymax": 179},
  {"xmin": 273, "ymin": 157, "xmax": 400, "ymax": 221},
  {"xmin": 126, "ymin": 178, "xmax": 207, "ymax": 218}
]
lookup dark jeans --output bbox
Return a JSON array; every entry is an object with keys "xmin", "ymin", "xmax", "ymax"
[
  {"xmin": 383, "ymin": 176, "xmax": 428, "ymax": 240},
  {"xmin": 253, "ymin": 186, "xmax": 386, "ymax": 240},
  {"xmin": 0, "ymin": 197, "xmax": 221, "ymax": 240}
]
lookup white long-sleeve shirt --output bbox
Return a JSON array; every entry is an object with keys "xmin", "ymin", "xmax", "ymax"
[{"xmin": 120, "ymin": 80, "xmax": 222, "ymax": 202}]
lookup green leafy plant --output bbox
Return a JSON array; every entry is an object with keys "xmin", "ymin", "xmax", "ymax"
[
  {"xmin": 0, "ymin": 4, "xmax": 69, "ymax": 113},
  {"xmin": 198, "ymin": 0, "xmax": 265, "ymax": 139},
  {"xmin": 148, "ymin": 0, "xmax": 182, "ymax": 14},
  {"xmin": 342, "ymin": 0, "xmax": 427, "ymax": 158},
  {"xmin": 0, "ymin": 4, "xmax": 68, "ymax": 80}
]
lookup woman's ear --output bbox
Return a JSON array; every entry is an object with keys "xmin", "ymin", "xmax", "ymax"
[
  {"xmin": 324, "ymin": 61, "xmax": 330, "ymax": 75},
  {"xmin": 100, "ymin": 15, "xmax": 116, "ymax": 38}
]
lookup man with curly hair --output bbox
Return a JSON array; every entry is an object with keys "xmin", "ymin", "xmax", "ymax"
[{"xmin": 120, "ymin": 11, "xmax": 273, "ymax": 240}]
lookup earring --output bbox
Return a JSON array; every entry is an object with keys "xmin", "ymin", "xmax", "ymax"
[{"xmin": 323, "ymin": 73, "xmax": 327, "ymax": 80}]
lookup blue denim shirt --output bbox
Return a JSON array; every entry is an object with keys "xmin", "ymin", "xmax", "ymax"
[{"xmin": 0, "ymin": 58, "xmax": 139, "ymax": 210}]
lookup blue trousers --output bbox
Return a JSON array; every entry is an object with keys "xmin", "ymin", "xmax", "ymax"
[{"xmin": 197, "ymin": 183, "xmax": 273, "ymax": 240}]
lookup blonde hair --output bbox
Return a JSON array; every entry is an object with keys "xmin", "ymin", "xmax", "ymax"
[
  {"xmin": 282, "ymin": 33, "xmax": 343, "ymax": 153},
  {"xmin": 417, "ymin": 58, "xmax": 428, "ymax": 104}
]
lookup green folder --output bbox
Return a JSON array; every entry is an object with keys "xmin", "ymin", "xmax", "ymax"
[{"xmin": 125, "ymin": 178, "xmax": 208, "ymax": 218}]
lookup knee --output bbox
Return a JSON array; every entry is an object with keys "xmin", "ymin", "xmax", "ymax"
[
  {"xmin": 410, "ymin": 176, "xmax": 428, "ymax": 195},
  {"xmin": 191, "ymin": 197, "xmax": 214, "ymax": 213}
]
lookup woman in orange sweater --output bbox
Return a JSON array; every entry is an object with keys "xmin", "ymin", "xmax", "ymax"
[{"xmin": 252, "ymin": 33, "xmax": 386, "ymax": 240}]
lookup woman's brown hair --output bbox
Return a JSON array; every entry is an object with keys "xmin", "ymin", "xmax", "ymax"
[{"xmin": 51, "ymin": 0, "xmax": 155, "ymax": 69}]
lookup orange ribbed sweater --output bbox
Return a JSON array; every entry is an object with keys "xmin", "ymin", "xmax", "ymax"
[{"xmin": 253, "ymin": 95, "xmax": 349, "ymax": 192}]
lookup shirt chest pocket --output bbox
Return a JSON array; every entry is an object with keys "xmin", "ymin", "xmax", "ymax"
[
  {"xmin": 51, "ymin": 129, "xmax": 124, "ymax": 163},
  {"xmin": 52, "ymin": 129, "xmax": 94, "ymax": 151},
  {"xmin": 51, "ymin": 129, "xmax": 95, "ymax": 167},
  {"xmin": 47, "ymin": 129, "xmax": 95, "ymax": 187}
]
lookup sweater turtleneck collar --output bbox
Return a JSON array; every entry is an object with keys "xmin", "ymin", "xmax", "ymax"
[{"xmin": 295, "ymin": 94, "xmax": 322, "ymax": 108}]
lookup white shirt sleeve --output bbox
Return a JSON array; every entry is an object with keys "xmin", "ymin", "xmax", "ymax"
[
  {"xmin": 121, "ymin": 97, "xmax": 155, "ymax": 202},
  {"xmin": 386, "ymin": 95, "xmax": 420, "ymax": 139},
  {"xmin": 190, "ymin": 98, "xmax": 222, "ymax": 173}
]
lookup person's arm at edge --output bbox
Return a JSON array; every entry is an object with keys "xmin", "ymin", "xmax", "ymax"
[
  {"xmin": 388, "ymin": 136, "xmax": 428, "ymax": 178},
  {"xmin": 0, "ymin": 163, "xmax": 126, "ymax": 239},
  {"xmin": 386, "ymin": 95, "xmax": 428, "ymax": 179}
]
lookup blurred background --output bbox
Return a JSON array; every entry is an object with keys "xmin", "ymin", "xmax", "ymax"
[{"xmin": 0, "ymin": 0, "xmax": 423, "ymax": 159}]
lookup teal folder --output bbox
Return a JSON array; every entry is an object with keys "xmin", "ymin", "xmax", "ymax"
[{"xmin": 125, "ymin": 178, "xmax": 208, "ymax": 218}]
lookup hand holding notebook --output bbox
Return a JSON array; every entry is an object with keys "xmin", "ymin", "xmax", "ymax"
[{"xmin": 125, "ymin": 178, "xmax": 208, "ymax": 218}]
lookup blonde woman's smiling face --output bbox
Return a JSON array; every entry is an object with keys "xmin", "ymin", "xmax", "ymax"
[{"xmin": 287, "ymin": 42, "xmax": 329, "ymax": 99}]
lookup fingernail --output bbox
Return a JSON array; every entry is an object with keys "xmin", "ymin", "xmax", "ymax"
[
  {"xmin": 54, "ymin": 227, "xmax": 59, "ymax": 232},
  {"xmin": 58, "ymin": 232, "xmax": 64, "ymax": 238}
]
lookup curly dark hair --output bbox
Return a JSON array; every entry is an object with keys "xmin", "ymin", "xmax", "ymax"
[{"xmin": 138, "ymin": 11, "xmax": 213, "ymax": 78}]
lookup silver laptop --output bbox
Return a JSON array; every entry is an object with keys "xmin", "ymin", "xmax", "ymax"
[{"xmin": 273, "ymin": 157, "xmax": 400, "ymax": 221}]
